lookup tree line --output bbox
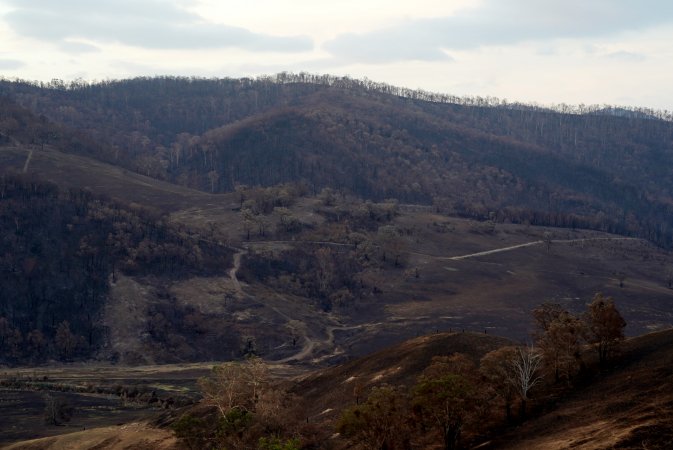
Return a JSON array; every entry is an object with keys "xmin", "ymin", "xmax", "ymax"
[{"xmin": 5, "ymin": 73, "xmax": 672, "ymax": 121}]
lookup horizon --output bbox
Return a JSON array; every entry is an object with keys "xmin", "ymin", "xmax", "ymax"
[
  {"xmin": 3, "ymin": 72, "xmax": 672, "ymax": 117},
  {"xmin": 1, "ymin": 1, "xmax": 672, "ymax": 110}
]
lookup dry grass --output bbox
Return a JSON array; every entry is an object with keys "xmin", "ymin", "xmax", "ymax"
[
  {"xmin": 2, "ymin": 422, "xmax": 178, "ymax": 450},
  {"xmin": 0, "ymin": 146, "xmax": 220, "ymax": 212},
  {"xmin": 489, "ymin": 329, "xmax": 673, "ymax": 449},
  {"xmin": 293, "ymin": 331, "xmax": 511, "ymax": 421}
]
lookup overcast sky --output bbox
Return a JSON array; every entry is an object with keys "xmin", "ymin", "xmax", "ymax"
[{"xmin": 1, "ymin": 0, "xmax": 672, "ymax": 109}]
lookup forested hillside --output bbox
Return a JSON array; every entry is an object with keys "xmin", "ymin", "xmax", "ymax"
[
  {"xmin": 0, "ymin": 174, "xmax": 229, "ymax": 364},
  {"xmin": 1, "ymin": 74, "xmax": 672, "ymax": 246}
]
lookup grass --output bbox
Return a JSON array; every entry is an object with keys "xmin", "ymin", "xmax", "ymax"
[
  {"xmin": 489, "ymin": 329, "xmax": 673, "ymax": 449},
  {"xmin": 2, "ymin": 422, "xmax": 177, "ymax": 450}
]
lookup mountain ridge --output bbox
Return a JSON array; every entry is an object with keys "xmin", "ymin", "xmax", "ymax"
[{"xmin": 2, "ymin": 74, "xmax": 671, "ymax": 248}]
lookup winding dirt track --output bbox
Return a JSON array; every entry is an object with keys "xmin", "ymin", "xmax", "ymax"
[
  {"xmin": 227, "ymin": 236, "xmax": 647, "ymax": 363},
  {"xmin": 227, "ymin": 246, "xmax": 346, "ymax": 364},
  {"xmin": 448, "ymin": 240, "xmax": 543, "ymax": 260},
  {"xmin": 446, "ymin": 237, "xmax": 643, "ymax": 261}
]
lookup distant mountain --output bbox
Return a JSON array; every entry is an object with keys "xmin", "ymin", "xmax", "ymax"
[{"xmin": 1, "ymin": 75, "xmax": 672, "ymax": 246}]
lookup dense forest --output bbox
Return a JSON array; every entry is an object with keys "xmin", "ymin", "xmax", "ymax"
[
  {"xmin": 1, "ymin": 74, "xmax": 672, "ymax": 248},
  {"xmin": 0, "ymin": 174, "xmax": 229, "ymax": 364}
]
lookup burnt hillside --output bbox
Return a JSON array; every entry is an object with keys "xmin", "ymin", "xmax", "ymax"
[{"xmin": 1, "ymin": 75, "xmax": 672, "ymax": 246}]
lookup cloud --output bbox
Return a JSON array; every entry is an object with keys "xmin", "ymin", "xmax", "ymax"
[
  {"xmin": 324, "ymin": 0, "xmax": 673, "ymax": 63},
  {"xmin": 60, "ymin": 41, "xmax": 100, "ymax": 54},
  {"xmin": 0, "ymin": 58, "xmax": 24, "ymax": 69},
  {"xmin": 583, "ymin": 45, "xmax": 648, "ymax": 62},
  {"xmin": 2, "ymin": 0, "xmax": 312, "ymax": 52},
  {"xmin": 603, "ymin": 51, "xmax": 647, "ymax": 62},
  {"xmin": 324, "ymin": 29, "xmax": 453, "ymax": 63}
]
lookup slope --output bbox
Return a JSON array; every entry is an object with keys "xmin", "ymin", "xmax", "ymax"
[
  {"xmin": 0, "ymin": 145, "xmax": 224, "ymax": 211},
  {"xmin": 2, "ymin": 423, "xmax": 178, "ymax": 450},
  {"xmin": 489, "ymin": 329, "xmax": 673, "ymax": 449},
  {"xmin": 292, "ymin": 331, "xmax": 512, "ymax": 421},
  {"xmin": 2, "ymin": 76, "xmax": 673, "ymax": 246}
]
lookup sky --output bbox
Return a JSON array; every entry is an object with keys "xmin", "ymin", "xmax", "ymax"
[{"xmin": 1, "ymin": 0, "xmax": 672, "ymax": 109}]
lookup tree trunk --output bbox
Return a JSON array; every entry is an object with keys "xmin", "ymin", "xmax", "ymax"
[{"xmin": 443, "ymin": 423, "xmax": 461, "ymax": 450}]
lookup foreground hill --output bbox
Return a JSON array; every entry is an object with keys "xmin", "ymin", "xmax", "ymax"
[
  {"xmin": 1, "ymin": 332, "xmax": 511, "ymax": 449},
  {"xmin": 6, "ymin": 328, "xmax": 672, "ymax": 449},
  {"xmin": 490, "ymin": 329, "xmax": 673, "ymax": 449},
  {"xmin": 1, "ymin": 75, "xmax": 673, "ymax": 246},
  {"xmin": 292, "ymin": 331, "xmax": 512, "ymax": 421},
  {"xmin": 296, "ymin": 329, "xmax": 673, "ymax": 449}
]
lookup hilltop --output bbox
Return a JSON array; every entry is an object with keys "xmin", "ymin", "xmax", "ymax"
[{"xmin": 1, "ymin": 75, "xmax": 672, "ymax": 246}]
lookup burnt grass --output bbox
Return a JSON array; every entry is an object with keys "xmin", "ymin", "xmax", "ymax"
[
  {"xmin": 0, "ymin": 369, "xmax": 202, "ymax": 445},
  {"xmin": 486, "ymin": 329, "xmax": 673, "ymax": 449},
  {"xmin": 0, "ymin": 390, "xmax": 155, "ymax": 444}
]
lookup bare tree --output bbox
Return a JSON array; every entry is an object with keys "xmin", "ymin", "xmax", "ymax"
[
  {"xmin": 616, "ymin": 272, "xmax": 626, "ymax": 288},
  {"xmin": 43, "ymin": 394, "xmax": 74, "ymax": 425},
  {"xmin": 234, "ymin": 184, "xmax": 248, "ymax": 208},
  {"xmin": 314, "ymin": 247, "xmax": 335, "ymax": 296},
  {"xmin": 207, "ymin": 170, "xmax": 219, "ymax": 193},
  {"xmin": 285, "ymin": 320, "xmax": 305, "ymax": 348},
  {"xmin": 511, "ymin": 346, "xmax": 542, "ymax": 419},
  {"xmin": 6, "ymin": 328, "xmax": 23, "ymax": 359},
  {"xmin": 197, "ymin": 357, "xmax": 269, "ymax": 421},
  {"xmin": 55, "ymin": 321, "xmax": 78, "ymax": 360},
  {"xmin": 241, "ymin": 208, "xmax": 255, "ymax": 241},
  {"xmin": 377, "ymin": 225, "xmax": 408, "ymax": 267},
  {"xmin": 318, "ymin": 187, "xmax": 336, "ymax": 206},
  {"xmin": 26, "ymin": 329, "xmax": 46, "ymax": 359},
  {"xmin": 532, "ymin": 303, "xmax": 566, "ymax": 337}
]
